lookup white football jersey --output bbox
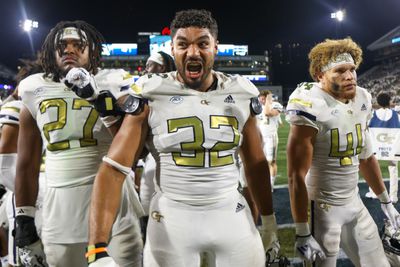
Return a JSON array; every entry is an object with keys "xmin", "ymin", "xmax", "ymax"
[
  {"xmin": 258, "ymin": 101, "xmax": 283, "ymax": 135},
  {"xmin": 0, "ymin": 100, "xmax": 23, "ymax": 191},
  {"xmin": 134, "ymin": 71, "xmax": 258, "ymax": 205},
  {"xmin": 286, "ymin": 82, "xmax": 373, "ymax": 205},
  {"xmin": 0, "ymin": 100, "xmax": 23, "ymax": 126},
  {"xmin": 18, "ymin": 70, "xmax": 130, "ymax": 187}
]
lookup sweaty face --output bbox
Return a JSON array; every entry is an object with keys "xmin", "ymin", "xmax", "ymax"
[
  {"xmin": 55, "ymin": 38, "xmax": 90, "ymax": 77},
  {"xmin": 171, "ymin": 27, "xmax": 218, "ymax": 91},
  {"xmin": 319, "ymin": 63, "xmax": 357, "ymax": 101}
]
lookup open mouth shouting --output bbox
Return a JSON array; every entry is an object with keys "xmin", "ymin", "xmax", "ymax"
[{"xmin": 186, "ymin": 61, "xmax": 203, "ymax": 80}]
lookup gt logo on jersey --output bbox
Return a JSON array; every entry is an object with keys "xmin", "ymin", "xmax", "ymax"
[
  {"xmin": 319, "ymin": 203, "xmax": 331, "ymax": 212},
  {"xmin": 151, "ymin": 211, "xmax": 164, "ymax": 222}
]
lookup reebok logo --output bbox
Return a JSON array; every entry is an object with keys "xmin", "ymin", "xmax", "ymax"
[
  {"xmin": 236, "ymin": 202, "xmax": 245, "ymax": 212},
  {"xmin": 224, "ymin": 95, "xmax": 235, "ymax": 104}
]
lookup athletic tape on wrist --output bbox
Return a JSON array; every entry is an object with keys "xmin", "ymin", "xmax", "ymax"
[
  {"xmin": 295, "ymin": 222, "xmax": 310, "ymax": 237},
  {"xmin": 378, "ymin": 190, "xmax": 391, "ymax": 204},
  {"xmin": 102, "ymin": 156, "xmax": 131, "ymax": 176},
  {"xmin": 15, "ymin": 206, "xmax": 36, "ymax": 218}
]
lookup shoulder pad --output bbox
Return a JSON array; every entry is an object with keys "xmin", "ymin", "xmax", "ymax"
[
  {"xmin": 287, "ymin": 82, "xmax": 319, "ymax": 110},
  {"xmin": 235, "ymin": 75, "xmax": 259, "ymax": 97},
  {"xmin": 95, "ymin": 69, "xmax": 135, "ymax": 99},
  {"xmin": 250, "ymin": 97, "xmax": 262, "ymax": 115},
  {"xmin": 0, "ymin": 100, "xmax": 23, "ymax": 125},
  {"xmin": 18, "ymin": 73, "xmax": 45, "ymax": 99},
  {"xmin": 136, "ymin": 74, "xmax": 164, "ymax": 92},
  {"xmin": 286, "ymin": 82, "xmax": 325, "ymax": 124}
]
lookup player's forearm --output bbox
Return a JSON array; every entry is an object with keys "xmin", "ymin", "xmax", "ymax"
[
  {"xmin": 15, "ymin": 168, "xmax": 40, "ymax": 206},
  {"xmin": 15, "ymin": 109, "xmax": 42, "ymax": 207},
  {"xmin": 288, "ymin": 173, "xmax": 309, "ymax": 223},
  {"xmin": 360, "ymin": 155, "xmax": 386, "ymax": 195},
  {"xmin": 246, "ymin": 161, "xmax": 274, "ymax": 216},
  {"xmin": 89, "ymin": 164, "xmax": 126, "ymax": 244}
]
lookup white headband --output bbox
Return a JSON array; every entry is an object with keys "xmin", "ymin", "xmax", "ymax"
[
  {"xmin": 321, "ymin": 52, "xmax": 354, "ymax": 72},
  {"xmin": 56, "ymin": 27, "xmax": 87, "ymax": 42},
  {"xmin": 147, "ymin": 53, "xmax": 164, "ymax": 66}
]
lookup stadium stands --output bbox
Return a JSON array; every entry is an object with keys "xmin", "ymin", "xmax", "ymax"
[{"xmin": 358, "ymin": 25, "xmax": 400, "ymax": 104}]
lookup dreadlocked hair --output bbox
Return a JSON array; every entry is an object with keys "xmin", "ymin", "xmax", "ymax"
[
  {"xmin": 158, "ymin": 51, "xmax": 176, "ymax": 72},
  {"xmin": 40, "ymin": 20, "xmax": 105, "ymax": 82},
  {"xmin": 170, "ymin": 9, "xmax": 218, "ymax": 39}
]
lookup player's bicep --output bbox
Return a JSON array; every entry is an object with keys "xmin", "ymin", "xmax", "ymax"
[
  {"xmin": 106, "ymin": 104, "xmax": 149, "ymax": 168},
  {"xmin": 240, "ymin": 115, "xmax": 266, "ymax": 168},
  {"xmin": 17, "ymin": 106, "xmax": 42, "ymax": 170},
  {"xmin": 286, "ymin": 124, "xmax": 316, "ymax": 180},
  {"xmin": 15, "ymin": 106, "xmax": 42, "ymax": 206},
  {"xmin": 0, "ymin": 124, "xmax": 19, "ymax": 153}
]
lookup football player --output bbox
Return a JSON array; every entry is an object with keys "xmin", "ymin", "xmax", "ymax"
[
  {"xmin": 366, "ymin": 92, "xmax": 399, "ymax": 203},
  {"xmin": 0, "ymin": 58, "xmax": 47, "ymax": 267},
  {"xmin": 258, "ymin": 90, "xmax": 283, "ymax": 190},
  {"xmin": 15, "ymin": 20, "xmax": 142, "ymax": 267},
  {"xmin": 84, "ymin": 9, "xmax": 280, "ymax": 267},
  {"xmin": 139, "ymin": 50, "xmax": 176, "ymax": 244},
  {"xmin": 286, "ymin": 37, "xmax": 397, "ymax": 266}
]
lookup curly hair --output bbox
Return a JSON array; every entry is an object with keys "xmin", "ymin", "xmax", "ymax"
[
  {"xmin": 40, "ymin": 20, "xmax": 105, "ymax": 81},
  {"xmin": 170, "ymin": 9, "xmax": 218, "ymax": 39},
  {"xmin": 158, "ymin": 51, "xmax": 176, "ymax": 72},
  {"xmin": 308, "ymin": 37, "xmax": 363, "ymax": 81}
]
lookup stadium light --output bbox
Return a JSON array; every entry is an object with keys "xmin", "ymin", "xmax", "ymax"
[
  {"xmin": 21, "ymin": 19, "xmax": 39, "ymax": 32},
  {"xmin": 331, "ymin": 10, "xmax": 345, "ymax": 22}
]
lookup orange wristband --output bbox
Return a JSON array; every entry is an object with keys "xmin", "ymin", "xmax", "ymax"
[{"xmin": 85, "ymin": 247, "xmax": 107, "ymax": 258}]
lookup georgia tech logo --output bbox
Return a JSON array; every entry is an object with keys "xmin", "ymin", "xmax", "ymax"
[
  {"xmin": 319, "ymin": 203, "xmax": 331, "ymax": 212},
  {"xmin": 151, "ymin": 211, "xmax": 164, "ymax": 222},
  {"xmin": 377, "ymin": 133, "xmax": 396, "ymax": 144}
]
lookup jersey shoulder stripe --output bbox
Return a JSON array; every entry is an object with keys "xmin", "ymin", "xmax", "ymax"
[{"xmin": 0, "ymin": 100, "xmax": 23, "ymax": 125}]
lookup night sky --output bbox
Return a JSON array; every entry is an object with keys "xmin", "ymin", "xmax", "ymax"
[{"xmin": 0, "ymin": 0, "xmax": 398, "ymax": 84}]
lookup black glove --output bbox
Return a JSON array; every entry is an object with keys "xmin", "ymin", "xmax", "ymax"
[
  {"xmin": 14, "ymin": 216, "xmax": 39, "ymax": 247},
  {"xmin": 93, "ymin": 91, "xmax": 125, "ymax": 117}
]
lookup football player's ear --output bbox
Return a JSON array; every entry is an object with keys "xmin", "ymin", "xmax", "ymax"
[
  {"xmin": 214, "ymin": 40, "xmax": 218, "ymax": 55},
  {"xmin": 316, "ymin": 72, "xmax": 324, "ymax": 83},
  {"xmin": 171, "ymin": 43, "xmax": 175, "ymax": 57}
]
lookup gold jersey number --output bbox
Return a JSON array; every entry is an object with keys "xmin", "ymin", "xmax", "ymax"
[
  {"xmin": 40, "ymin": 98, "xmax": 99, "ymax": 151},
  {"xmin": 329, "ymin": 123, "xmax": 363, "ymax": 166},
  {"xmin": 168, "ymin": 115, "xmax": 240, "ymax": 167}
]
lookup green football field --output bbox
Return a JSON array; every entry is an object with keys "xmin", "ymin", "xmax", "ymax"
[{"xmin": 275, "ymin": 115, "xmax": 392, "ymax": 185}]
